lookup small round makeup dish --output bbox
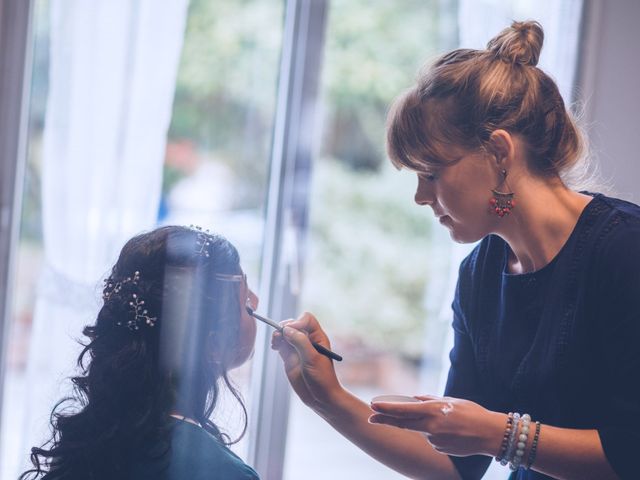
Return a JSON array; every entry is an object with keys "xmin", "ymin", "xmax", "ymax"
[{"xmin": 371, "ymin": 394, "xmax": 421, "ymax": 403}]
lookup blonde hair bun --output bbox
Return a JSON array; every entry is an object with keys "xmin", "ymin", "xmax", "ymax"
[{"xmin": 487, "ymin": 20, "xmax": 544, "ymax": 66}]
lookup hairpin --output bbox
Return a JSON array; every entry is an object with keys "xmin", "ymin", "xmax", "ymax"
[
  {"xmin": 103, "ymin": 270, "xmax": 157, "ymax": 331},
  {"xmin": 117, "ymin": 293, "xmax": 157, "ymax": 331},
  {"xmin": 103, "ymin": 271, "xmax": 141, "ymax": 300},
  {"xmin": 190, "ymin": 225, "xmax": 213, "ymax": 258}
]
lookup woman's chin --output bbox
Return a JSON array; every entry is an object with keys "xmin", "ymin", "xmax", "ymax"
[
  {"xmin": 230, "ymin": 347, "xmax": 255, "ymax": 370},
  {"xmin": 445, "ymin": 225, "xmax": 484, "ymax": 244}
]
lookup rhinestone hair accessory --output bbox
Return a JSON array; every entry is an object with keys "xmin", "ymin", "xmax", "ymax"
[
  {"xmin": 189, "ymin": 226, "xmax": 246, "ymax": 293},
  {"xmin": 123, "ymin": 293, "xmax": 157, "ymax": 331},
  {"xmin": 190, "ymin": 225, "xmax": 213, "ymax": 257},
  {"xmin": 102, "ymin": 271, "xmax": 141, "ymax": 300},
  {"xmin": 103, "ymin": 270, "xmax": 157, "ymax": 331}
]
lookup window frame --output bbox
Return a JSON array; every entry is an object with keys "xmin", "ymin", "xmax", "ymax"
[
  {"xmin": 247, "ymin": 1, "xmax": 328, "ymax": 478},
  {"xmin": 0, "ymin": 0, "xmax": 34, "ymax": 450}
]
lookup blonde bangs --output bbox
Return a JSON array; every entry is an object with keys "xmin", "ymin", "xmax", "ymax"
[{"xmin": 386, "ymin": 88, "xmax": 454, "ymax": 172}]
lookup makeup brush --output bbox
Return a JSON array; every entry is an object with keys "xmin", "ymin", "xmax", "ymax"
[{"xmin": 246, "ymin": 306, "xmax": 343, "ymax": 362}]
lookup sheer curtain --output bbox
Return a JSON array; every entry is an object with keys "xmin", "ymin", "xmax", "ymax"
[{"xmin": 19, "ymin": 0, "xmax": 189, "ymax": 470}]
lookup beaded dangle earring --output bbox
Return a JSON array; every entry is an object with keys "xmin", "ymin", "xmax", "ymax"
[{"xmin": 489, "ymin": 169, "xmax": 515, "ymax": 217}]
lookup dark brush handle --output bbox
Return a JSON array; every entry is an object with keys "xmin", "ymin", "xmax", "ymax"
[{"xmin": 311, "ymin": 341, "xmax": 343, "ymax": 362}]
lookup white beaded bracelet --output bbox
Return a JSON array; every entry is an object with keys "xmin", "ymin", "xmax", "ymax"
[{"xmin": 509, "ymin": 413, "xmax": 531, "ymax": 471}]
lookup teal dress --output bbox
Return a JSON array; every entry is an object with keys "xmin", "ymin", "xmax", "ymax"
[{"xmin": 131, "ymin": 418, "xmax": 260, "ymax": 480}]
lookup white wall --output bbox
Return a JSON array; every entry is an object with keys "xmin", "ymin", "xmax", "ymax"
[{"xmin": 577, "ymin": 0, "xmax": 640, "ymax": 202}]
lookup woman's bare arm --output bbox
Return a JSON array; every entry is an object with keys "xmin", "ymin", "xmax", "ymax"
[{"xmin": 272, "ymin": 314, "xmax": 459, "ymax": 480}]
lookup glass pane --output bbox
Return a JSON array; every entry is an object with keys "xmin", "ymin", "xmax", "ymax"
[
  {"xmin": 0, "ymin": 2, "xmax": 50, "ymax": 477},
  {"xmin": 283, "ymin": 1, "xmax": 457, "ymax": 478},
  {"xmin": 161, "ymin": 0, "xmax": 284, "ymax": 458},
  {"xmin": 283, "ymin": 0, "xmax": 583, "ymax": 479},
  {"xmin": 0, "ymin": 0, "xmax": 283, "ymax": 477}
]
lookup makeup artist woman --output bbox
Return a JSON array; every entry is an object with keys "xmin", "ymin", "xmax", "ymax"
[{"xmin": 271, "ymin": 21, "xmax": 639, "ymax": 480}]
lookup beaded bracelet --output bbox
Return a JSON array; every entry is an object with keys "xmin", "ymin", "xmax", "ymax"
[
  {"xmin": 495, "ymin": 413, "xmax": 514, "ymax": 462},
  {"xmin": 509, "ymin": 413, "xmax": 531, "ymax": 471},
  {"xmin": 526, "ymin": 421, "xmax": 541, "ymax": 469},
  {"xmin": 500, "ymin": 412, "xmax": 520, "ymax": 466}
]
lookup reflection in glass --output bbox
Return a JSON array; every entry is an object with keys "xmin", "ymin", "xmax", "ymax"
[
  {"xmin": 283, "ymin": 0, "xmax": 583, "ymax": 479},
  {"xmin": 284, "ymin": 1, "xmax": 455, "ymax": 478},
  {"xmin": 0, "ymin": 1, "xmax": 283, "ymax": 478},
  {"xmin": 161, "ymin": 0, "xmax": 284, "ymax": 457}
]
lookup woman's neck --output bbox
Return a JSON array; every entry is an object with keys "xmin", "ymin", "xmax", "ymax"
[{"xmin": 496, "ymin": 180, "xmax": 593, "ymax": 274}]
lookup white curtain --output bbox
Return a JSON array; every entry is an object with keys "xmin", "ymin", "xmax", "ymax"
[{"xmin": 19, "ymin": 0, "xmax": 189, "ymax": 472}]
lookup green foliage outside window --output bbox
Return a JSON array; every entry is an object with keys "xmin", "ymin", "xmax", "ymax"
[{"xmin": 21, "ymin": 0, "xmax": 458, "ymax": 355}]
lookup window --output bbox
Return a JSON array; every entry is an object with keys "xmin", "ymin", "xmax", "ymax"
[
  {"xmin": 282, "ymin": 1, "xmax": 458, "ymax": 478},
  {"xmin": 0, "ymin": 0, "xmax": 284, "ymax": 476},
  {"xmin": 0, "ymin": 1, "xmax": 584, "ymax": 479},
  {"xmin": 281, "ymin": 1, "xmax": 584, "ymax": 479}
]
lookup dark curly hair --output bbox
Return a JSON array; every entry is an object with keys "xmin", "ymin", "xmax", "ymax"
[{"xmin": 20, "ymin": 226, "xmax": 249, "ymax": 479}]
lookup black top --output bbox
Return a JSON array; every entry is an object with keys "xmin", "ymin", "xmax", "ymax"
[
  {"xmin": 445, "ymin": 194, "xmax": 640, "ymax": 480},
  {"xmin": 130, "ymin": 418, "xmax": 260, "ymax": 479}
]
